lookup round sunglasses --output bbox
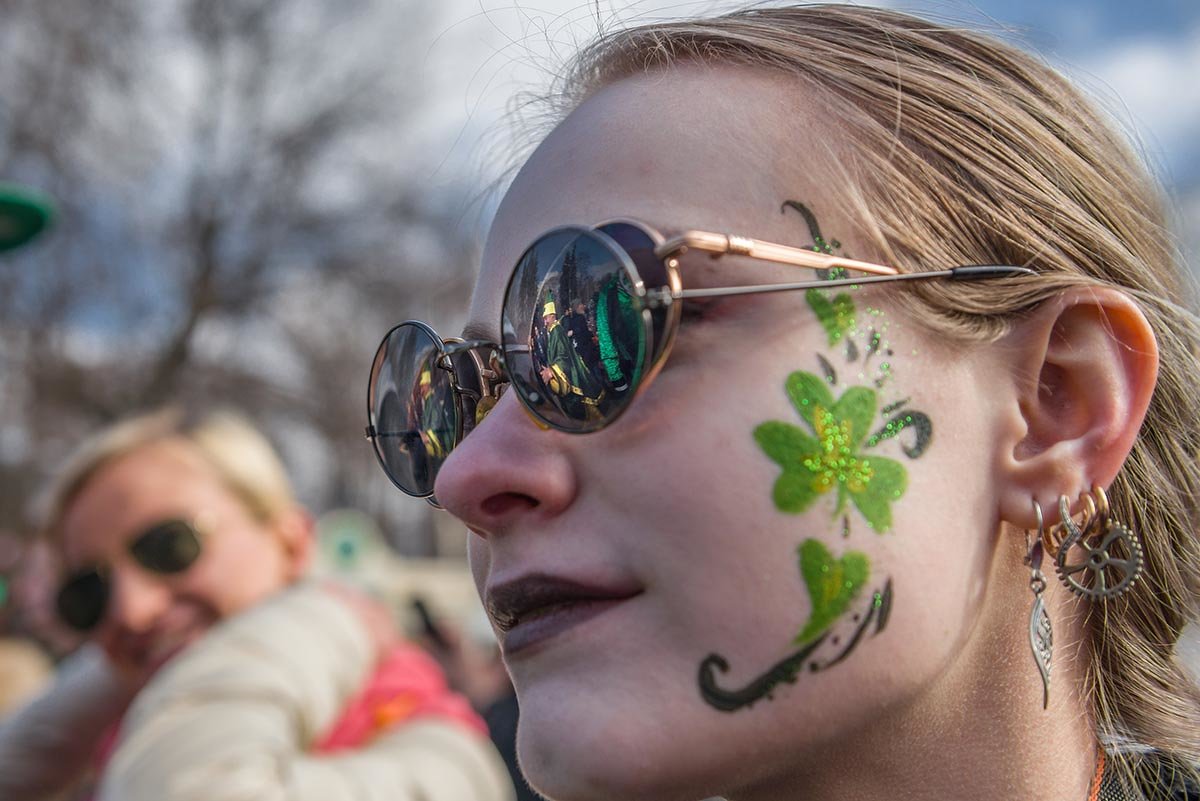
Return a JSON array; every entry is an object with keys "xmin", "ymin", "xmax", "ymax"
[
  {"xmin": 55, "ymin": 518, "xmax": 204, "ymax": 632},
  {"xmin": 366, "ymin": 219, "xmax": 1034, "ymax": 498}
]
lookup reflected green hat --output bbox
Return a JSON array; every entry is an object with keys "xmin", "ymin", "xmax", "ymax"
[{"xmin": 0, "ymin": 183, "xmax": 54, "ymax": 253}]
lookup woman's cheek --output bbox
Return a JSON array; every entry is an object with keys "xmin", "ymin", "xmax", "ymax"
[{"xmin": 693, "ymin": 201, "xmax": 935, "ymax": 713}]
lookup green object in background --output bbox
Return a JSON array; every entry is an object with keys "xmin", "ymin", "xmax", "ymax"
[
  {"xmin": 315, "ymin": 508, "xmax": 383, "ymax": 573},
  {"xmin": 0, "ymin": 183, "xmax": 54, "ymax": 252},
  {"xmin": 0, "ymin": 575, "xmax": 9, "ymax": 608}
]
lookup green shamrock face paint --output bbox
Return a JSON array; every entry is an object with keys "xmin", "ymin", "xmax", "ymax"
[
  {"xmin": 697, "ymin": 202, "xmax": 931, "ymax": 713},
  {"xmin": 755, "ymin": 371, "xmax": 907, "ymax": 532}
]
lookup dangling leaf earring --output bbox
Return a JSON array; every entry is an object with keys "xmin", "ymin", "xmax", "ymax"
[
  {"xmin": 1026, "ymin": 498, "xmax": 1053, "ymax": 709},
  {"xmin": 1054, "ymin": 485, "xmax": 1143, "ymax": 600}
]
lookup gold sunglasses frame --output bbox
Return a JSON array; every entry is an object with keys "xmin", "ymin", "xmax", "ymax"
[{"xmin": 366, "ymin": 219, "xmax": 1034, "ymax": 499}]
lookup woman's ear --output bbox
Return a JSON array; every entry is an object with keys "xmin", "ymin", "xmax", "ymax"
[
  {"xmin": 995, "ymin": 286, "xmax": 1158, "ymax": 528},
  {"xmin": 272, "ymin": 506, "xmax": 315, "ymax": 580}
]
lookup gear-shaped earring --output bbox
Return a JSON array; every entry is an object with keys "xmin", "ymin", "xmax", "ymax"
[{"xmin": 1054, "ymin": 485, "xmax": 1143, "ymax": 600}]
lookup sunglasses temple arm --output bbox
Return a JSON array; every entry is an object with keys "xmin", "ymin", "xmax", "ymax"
[
  {"xmin": 654, "ymin": 232, "xmax": 897, "ymax": 276},
  {"xmin": 658, "ymin": 265, "xmax": 1034, "ymax": 305}
]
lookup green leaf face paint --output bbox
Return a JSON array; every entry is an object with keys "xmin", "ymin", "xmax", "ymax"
[
  {"xmin": 795, "ymin": 540, "xmax": 869, "ymax": 644},
  {"xmin": 698, "ymin": 202, "xmax": 933, "ymax": 713},
  {"xmin": 806, "ymin": 289, "xmax": 856, "ymax": 345}
]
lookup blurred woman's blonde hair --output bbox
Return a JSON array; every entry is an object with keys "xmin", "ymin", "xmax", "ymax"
[
  {"xmin": 543, "ymin": 3, "xmax": 1200, "ymax": 793},
  {"xmin": 38, "ymin": 408, "xmax": 296, "ymax": 539}
]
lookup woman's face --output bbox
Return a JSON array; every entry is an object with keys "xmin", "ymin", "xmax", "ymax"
[
  {"xmin": 436, "ymin": 66, "xmax": 1016, "ymax": 801},
  {"xmin": 58, "ymin": 439, "xmax": 306, "ymax": 679}
]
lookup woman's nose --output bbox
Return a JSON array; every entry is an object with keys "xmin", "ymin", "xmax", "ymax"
[
  {"xmin": 101, "ymin": 563, "xmax": 171, "ymax": 635},
  {"xmin": 434, "ymin": 391, "xmax": 578, "ymax": 537}
]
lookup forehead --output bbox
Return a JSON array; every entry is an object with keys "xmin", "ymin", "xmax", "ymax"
[
  {"xmin": 468, "ymin": 64, "xmax": 858, "ymax": 334},
  {"xmin": 58, "ymin": 440, "xmax": 225, "ymax": 562}
]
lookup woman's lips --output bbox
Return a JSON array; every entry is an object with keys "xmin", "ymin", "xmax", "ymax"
[{"xmin": 486, "ymin": 574, "xmax": 642, "ymax": 656}]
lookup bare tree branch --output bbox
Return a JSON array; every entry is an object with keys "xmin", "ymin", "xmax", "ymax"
[{"xmin": 0, "ymin": 0, "xmax": 472, "ymax": 554}]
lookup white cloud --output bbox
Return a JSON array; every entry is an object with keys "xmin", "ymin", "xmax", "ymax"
[{"xmin": 1074, "ymin": 26, "xmax": 1200, "ymax": 162}]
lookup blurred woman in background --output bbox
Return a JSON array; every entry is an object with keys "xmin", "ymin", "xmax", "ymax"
[{"xmin": 1, "ymin": 407, "xmax": 513, "ymax": 801}]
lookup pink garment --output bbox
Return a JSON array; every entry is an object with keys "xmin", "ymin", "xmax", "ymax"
[{"xmin": 315, "ymin": 642, "xmax": 487, "ymax": 752}]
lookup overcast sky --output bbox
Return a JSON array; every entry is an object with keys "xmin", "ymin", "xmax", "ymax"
[{"xmin": 405, "ymin": 0, "xmax": 1200, "ymax": 204}]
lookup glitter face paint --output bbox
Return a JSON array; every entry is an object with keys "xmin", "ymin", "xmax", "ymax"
[
  {"xmin": 697, "ymin": 203, "xmax": 930, "ymax": 712},
  {"xmin": 754, "ymin": 371, "xmax": 907, "ymax": 531}
]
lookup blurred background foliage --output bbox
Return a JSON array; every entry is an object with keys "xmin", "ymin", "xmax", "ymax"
[{"xmin": 0, "ymin": 0, "xmax": 479, "ymax": 554}]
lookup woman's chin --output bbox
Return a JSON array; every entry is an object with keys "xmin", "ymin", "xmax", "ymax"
[
  {"xmin": 520, "ymin": 750, "xmax": 715, "ymax": 801},
  {"xmin": 516, "ymin": 707, "xmax": 729, "ymax": 801}
]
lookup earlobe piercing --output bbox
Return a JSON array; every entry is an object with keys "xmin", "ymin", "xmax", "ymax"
[
  {"xmin": 1025, "ymin": 498, "xmax": 1053, "ymax": 709},
  {"xmin": 1023, "ymin": 485, "xmax": 1144, "ymax": 709}
]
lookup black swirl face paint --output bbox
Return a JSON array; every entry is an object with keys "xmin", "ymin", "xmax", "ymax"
[
  {"xmin": 697, "ymin": 203, "xmax": 931, "ymax": 712},
  {"xmin": 699, "ymin": 580, "xmax": 894, "ymax": 711}
]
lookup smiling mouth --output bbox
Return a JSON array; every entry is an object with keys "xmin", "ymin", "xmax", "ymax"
[{"xmin": 486, "ymin": 574, "xmax": 642, "ymax": 655}]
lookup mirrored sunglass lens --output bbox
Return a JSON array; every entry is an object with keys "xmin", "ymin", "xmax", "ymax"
[
  {"xmin": 129, "ymin": 520, "xmax": 202, "ymax": 574},
  {"xmin": 502, "ymin": 229, "xmax": 650, "ymax": 431},
  {"xmin": 369, "ymin": 323, "xmax": 460, "ymax": 496},
  {"xmin": 596, "ymin": 222, "xmax": 672, "ymax": 366},
  {"xmin": 56, "ymin": 570, "xmax": 108, "ymax": 631}
]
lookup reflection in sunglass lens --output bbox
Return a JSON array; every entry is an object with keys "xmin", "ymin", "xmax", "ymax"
[
  {"xmin": 595, "ymin": 222, "xmax": 673, "ymax": 366},
  {"xmin": 501, "ymin": 228, "xmax": 651, "ymax": 432},
  {"xmin": 368, "ymin": 322, "xmax": 461, "ymax": 496},
  {"xmin": 129, "ymin": 520, "xmax": 202, "ymax": 574},
  {"xmin": 56, "ymin": 569, "xmax": 108, "ymax": 632}
]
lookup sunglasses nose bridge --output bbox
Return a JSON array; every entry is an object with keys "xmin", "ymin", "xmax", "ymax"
[
  {"xmin": 449, "ymin": 344, "xmax": 510, "ymax": 407},
  {"xmin": 430, "ymin": 383, "xmax": 578, "ymax": 529},
  {"xmin": 462, "ymin": 381, "xmax": 543, "ymax": 435}
]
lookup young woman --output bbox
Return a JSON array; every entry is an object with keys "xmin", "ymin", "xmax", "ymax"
[
  {"xmin": 1, "ymin": 408, "xmax": 514, "ymax": 801},
  {"xmin": 366, "ymin": 6, "xmax": 1200, "ymax": 800}
]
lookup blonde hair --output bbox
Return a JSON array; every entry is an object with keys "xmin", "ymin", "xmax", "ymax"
[
  {"xmin": 547, "ymin": 3, "xmax": 1200, "ymax": 791},
  {"xmin": 39, "ymin": 408, "xmax": 296, "ymax": 540}
]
